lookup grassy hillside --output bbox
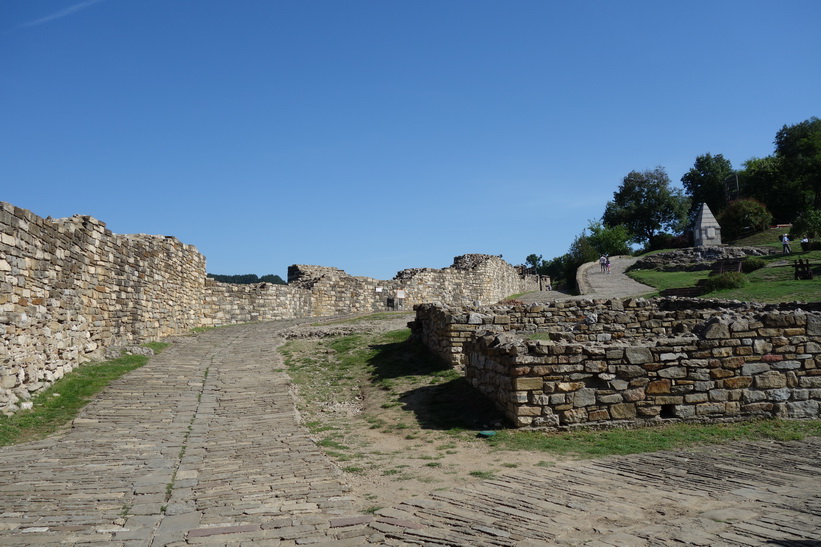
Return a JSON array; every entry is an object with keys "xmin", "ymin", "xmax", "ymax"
[{"xmin": 627, "ymin": 230, "xmax": 821, "ymax": 303}]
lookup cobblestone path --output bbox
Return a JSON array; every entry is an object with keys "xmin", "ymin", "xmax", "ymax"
[
  {"xmin": 1, "ymin": 316, "xmax": 820, "ymax": 545},
  {"xmin": 519, "ymin": 256, "xmax": 654, "ymax": 304}
]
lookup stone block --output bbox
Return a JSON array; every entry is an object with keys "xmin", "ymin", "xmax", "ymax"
[
  {"xmin": 514, "ymin": 377, "xmax": 544, "ymax": 391},
  {"xmin": 652, "ymin": 396, "xmax": 683, "ymax": 405},
  {"xmin": 673, "ymin": 405, "xmax": 696, "ymax": 418},
  {"xmin": 560, "ymin": 408, "xmax": 588, "ymax": 424},
  {"xmin": 610, "ymin": 403, "xmax": 636, "ymax": 419},
  {"xmin": 722, "ymin": 376, "xmax": 752, "ymax": 389},
  {"xmin": 742, "ymin": 363, "xmax": 770, "ymax": 376},
  {"xmin": 588, "ymin": 409, "xmax": 609, "ymax": 421},
  {"xmin": 572, "ymin": 388, "xmax": 596, "ymax": 407},
  {"xmin": 622, "ymin": 388, "xmax": 646, "ymax": 402},
  {"xmin": 625, "ymin": 347, "xmax": 653, "ymax": 364},
  {"xmin": 658, "ymin": 366, "xmax": 687, "ymax": 379},
  {"xmin": 685, "ymin": 392, "xmax": 709, "ymax": 403},
  {"xmin": 768, "ymin": 388, "xmax": 791, "ymax": 402},
  {"xmin": 786, "ymin": 400, "xmax": 820, "ymax": 418},
  {"xmin": 696, "ymin": 402, "xmax": 724, "ymax": 415},
  {"xmin": 742, "ymin": 402, "xmax": 774, "ymax": 414},
  {"xmin": 799, "ymin": 376, "xmax": 821, "ymax": 388},
  {"xmin": 636, "ymin": 404, "xmax": 661, "ymax": 417},
  {"xmin": 755, "ymin": 371, "xmax": 786, "ymax": 389},
  {"xmin": 646, "ymin": 379, "xmax": 672, "ymax": 394},
  {"xmin": 598, "ymin": 393, "xmax": 623, "ymax": 404}
]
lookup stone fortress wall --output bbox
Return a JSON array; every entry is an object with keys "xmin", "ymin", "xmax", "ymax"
[
  {"xmin": 1, "ymin": 202, "xmax": 544, "ymax": 413},
  {"xmin": 412, "ymin": 298, "xmax": 821, "ymax": 429}
]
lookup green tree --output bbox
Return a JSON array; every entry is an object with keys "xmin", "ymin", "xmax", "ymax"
[
  {"xmin": 602, "ymin": 167, "xmax": 690, "ymax": 245},
  {"xmin": 792, "ymin": 209, "xmax": 821, "ymax": 239},
  {"xmin": 680, "ymin": 153, "xmax": 734, "ymax": 216},
  {"xmin": 560, "ymin": 231, "xmax": 599, "ymax": 293},
  {"xmin": 525, "ymin": 254, "xmax": 543, "ymax": 272},
  {"xmin": 717, "ymin": 199, "xmax": 773, "ymax": 241},
  {"xmin": 586, "ymin": 220, "xmax": 631, "ymax": 257},
  {"xmin": 774, "ymin": 116, "xmax": 821, "ymax": 210},
  {"xmin": 738, "ymin": 156, "xmax": 811, "ymax": 223}
]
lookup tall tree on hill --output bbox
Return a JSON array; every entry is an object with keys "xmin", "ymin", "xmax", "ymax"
[
  {"xmin": 774, "ymin": 116, "xmax": 821, "ymax": 210},
  {"xmin": 739, "ymin": 155, "xmax": 811, "ymax": 223},
  {"xmin": 681, "ymin": 153, "xmax": 734, "ymax": 216},
  {"xmin": 602, "ymin": 167, "xmax": 690, "ymax": 246}
]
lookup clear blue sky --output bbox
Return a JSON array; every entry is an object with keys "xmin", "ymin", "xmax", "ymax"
[{"xmin": 2, "ymin": 1, "xmax": 819, "ymax": 280}]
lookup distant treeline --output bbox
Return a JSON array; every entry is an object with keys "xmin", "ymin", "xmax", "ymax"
[{"xmin": 207, "ymin": 273, "xmax": 286, "ymax": 285}]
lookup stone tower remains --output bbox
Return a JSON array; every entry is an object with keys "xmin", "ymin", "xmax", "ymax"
[{"xmin": 693, "ymin": 203, "xmax": 721, "ymax": 246}]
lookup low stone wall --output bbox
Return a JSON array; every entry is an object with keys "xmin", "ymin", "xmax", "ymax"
[
  {"xmin": 413, "ymin": 298, "xmax": 821, "ymax": 429},
  {"xmin": 631, "ymin": 246, "xmax": 778, "ymax": 272}
]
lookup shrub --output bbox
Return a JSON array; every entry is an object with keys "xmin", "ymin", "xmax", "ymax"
[
  {"xmin": 703, "ymin": 272, "xmax": 748, "ymax": 292},
  {"xmin": 791, "ymin": 209, "xmax": 821, "ymax": 239},
  {"xmin": 718, "ymin": 199, "xmax": 773, "ymax": 241},
  {"xmin": 741, "ymin": 257, "xmax": 766, "ymax": 273},
  {"xmin": 648, "ymin": 232, "xmax": 691, "ymax": 251}
]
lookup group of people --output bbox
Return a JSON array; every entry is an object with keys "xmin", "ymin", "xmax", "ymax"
[
  {"xmin": 599, "ymin": 254, "xmax": 611, "ymax": 274},
  {"xmin": 782, "ymin": 234, "xmax": 812, "ymax": 254}
]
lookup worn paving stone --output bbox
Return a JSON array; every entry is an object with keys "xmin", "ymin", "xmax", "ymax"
[{"xmin": 0, "ymin": 318, "xmax": 819, "ymax": 546}]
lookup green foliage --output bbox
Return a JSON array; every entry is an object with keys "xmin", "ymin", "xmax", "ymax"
[
  {"xmin": 791, "ymin": 209, "xmax": 821, "ymax": 239},
  {"xmin": 586, "ymin": 220, "xmax": 631, "ymax": 256},
  {"xmin": 541, "ymin": 254, "xmax": 571, "ymax": 287},
  {"xmin": 741, "ymin": 257, "xmax": 766, "ymax": 273},
  {"xmin": 775, "ymin": 116, "xmax": 821, "ymax": 210},
  {"xmin": 525, "ymin": 254, "xmax": 542, "ymax": 271},
  {"xmin": 602, "ymin": 166, "xmax": 690, "ymax": 245},
  {"xmin": 681, "ymin": 153, "xmax": 734, "ymax": 216},
  {"xmin": 647, "ymin": 232, "xmax": 690, "ymax": 252},
  {"xmin": 207, "ymin": 273, "xmax": 286, "ymax": 285},
  {"xmin": 702, "ymin": 272, "xmax": 748, "ymax": 292},
  {"xmin": 717, "ymin": 199, "xmax": 773, "ymax": 240}
]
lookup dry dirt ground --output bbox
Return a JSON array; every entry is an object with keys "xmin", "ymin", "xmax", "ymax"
[{"xmin": 279, "ymin": 313, "xmax": 563, "ymax": 514}]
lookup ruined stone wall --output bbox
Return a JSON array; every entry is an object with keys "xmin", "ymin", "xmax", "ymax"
[
  {"xmin": 289, "ymin": 254, "xmax": 546, "ymax": 316},
  {"xmin": 201, "ymin": 279, "xmax": 311, "ymax": 325},
  {"xmin": 1, "ymin": 202, "xmax": 205, "ymax": 413},
  {"xmin": 413, "ymin": 298, "xmax": 821, "ymax": 429},
  {"xmin": 2, "ymin": 204, "xmax": 545, "ymax": 414}
]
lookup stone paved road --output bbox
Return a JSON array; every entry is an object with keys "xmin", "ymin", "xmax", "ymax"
[
  {"xmin": 1, "ymin": 315, "xmax": 820, "ymax": 545},
  {"xmin": 519, "ymin": 256, "xmax": 654, "ymax": 304}
]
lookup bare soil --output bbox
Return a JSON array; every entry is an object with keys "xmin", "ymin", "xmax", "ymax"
[{"xmin": 280, "ymin": 314, "xmax": 564, "ymax": 513}]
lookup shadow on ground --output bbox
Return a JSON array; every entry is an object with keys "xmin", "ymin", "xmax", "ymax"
[{"xmin": 366, "ymin": 336, "xmax": 504, "ymax": 431}]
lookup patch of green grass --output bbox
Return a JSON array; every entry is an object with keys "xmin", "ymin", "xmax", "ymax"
[
  {"xmin": 523, "ymin": 333, "xmax": 555, "ymax": 342},
  {"xmin": 731, "ymin": 227, "xmax": 787, "ymax": 247},
  {"xmin": 469, "ymin": 470, "xmax": 496, "ymax": 479},
  {"xmin": 703, "ymin": 260, "xmax": 821, "ymax": 302},
  {"xmin": 317, "ymin": 437, "xmax": 349, "ymax": 450},
  {"xmin": 0, "ymin": 347, "xmax": 165, "ymax": 447},
  {"xmin": 487, "ymin": 419, "xmax": 821, "ymax": 457},
  {"xmin": 627, "ymin": 269, "xmax": 712, "ymax": 293}
]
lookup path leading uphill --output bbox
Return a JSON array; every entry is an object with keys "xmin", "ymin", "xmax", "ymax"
[
  {"xmin": 0, "ymin": 294, "xmax": 819, "ymax": 544},
  {"xmin": 519, "ymin": 255, "xmax": 654, "ymax": 304}
]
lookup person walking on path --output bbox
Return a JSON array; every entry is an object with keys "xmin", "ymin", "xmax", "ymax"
[
  {"xmin": 599, "ymin": 254, "xmax": 607, "ymax": 273},
  {"xmin": 605, "ymin": 255, "xmax": 611, "ymax": 274}
]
